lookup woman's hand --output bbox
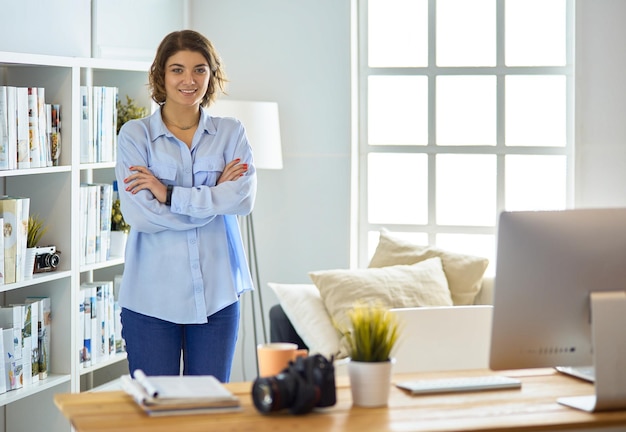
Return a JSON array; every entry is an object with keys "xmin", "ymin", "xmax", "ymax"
[
  {"xmin": 124, "ymin": 166, "xmax": 168, "ymax": 203},
  {"xmin": 217, "ymin": 158, "xmax": 248, "ymax": 185}
]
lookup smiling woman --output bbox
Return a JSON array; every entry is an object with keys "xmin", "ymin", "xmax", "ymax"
[{"xmin": 114, "ymin": 30, "xmax": 257, "ymax": 382}]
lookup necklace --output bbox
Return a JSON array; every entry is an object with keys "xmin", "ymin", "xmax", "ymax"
[{"xmin": 162, "ymin": 112, "xmax": 199, "ymax": 131}]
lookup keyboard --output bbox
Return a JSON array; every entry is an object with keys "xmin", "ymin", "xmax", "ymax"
[
  {"xmin": 396, "ymin": 375, "xmax": 522, "ymax": 395},
  {"xmin": 555, "ymin": 366, "xmax": 595, "ymax": 383}
]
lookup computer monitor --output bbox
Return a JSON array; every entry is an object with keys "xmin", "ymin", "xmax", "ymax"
[{"xmin": 489, "ymin": 208, "xmax": 626, "ymax": 412}]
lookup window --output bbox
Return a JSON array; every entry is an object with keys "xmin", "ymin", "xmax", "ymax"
[{"xmin": 356, "ymin": 0, "xmax": 573, "ymax": 273}]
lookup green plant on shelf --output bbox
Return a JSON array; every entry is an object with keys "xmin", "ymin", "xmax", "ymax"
[
  {"xmin": 117, "ymin": 95, "xmax": 148, "ymax": 135},
  {"xmin": 111, "ymin": 199, "xmax": 130, "ymax": 233},
  {"xmin": 27, "ymin": 215, "xmax": 49, "ymax": 248}
]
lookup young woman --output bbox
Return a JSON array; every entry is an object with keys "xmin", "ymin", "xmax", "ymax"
[{"xmin": 114, "ymin": 30, "xmax": 256, "ymax": 381}]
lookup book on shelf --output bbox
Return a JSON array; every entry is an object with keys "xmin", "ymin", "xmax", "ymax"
[
  {"xmin": 0, "ymin": 198, "xmax": 18, "ymax": 284},
  {"xmin": 16, "ymin": 87, "xmax": 29, "ymax": 170},
  {"xmin": 81, "ymin": 184, "xmax": 99, "ymax": 265},
  {"xmin": 120, "ymin": 369, "xmax": 240, "ymax": 416},
  {"xmin": 81, "ymin": 284, "xmax": 96, "ymax": 368},
  {"xmin": 0, "ymin": 217, "xmax": 4, "ymax": 285},
  {"xmin": 25, "ymin": 296, "xmax": 51, "ymax": 379},
  {"xmin": 80, "ymin": 280, "xmax": 118, "ymax": 366},
  {"xmin": 78, "ymin": 288, "xmax": 85, "ymax": 367},
  {"xmin": 27, "ymin": 87, "xmax": 42, "ymax": 169},
  {"xmin": 79, "ymin": 183, "xmax": 113, "ymax": 264},
  {"xmin": 95, "ymin": 283, "xmax": 108, "ymax": 362},
  {"xmin": 12, "ymin": 302, "xmax": 38, "ymax": 384},
  {"xmin": 50, "ymin": 103, "xmax": 61, "ymax": 166},
  {"xmin": 0, "ymin": 330, "xmax": 7, "ymax": 394},
  {"xmin": 37, "ymin": 87, "xmax": 50, "ymax": 167},
  {"xmin": 96, "ymin": 183, "xmax": 113, "ymax": 262},
  {"xmin": 113, "ymin": 274, "xmax": 124, "ymax": 353},
  {"xmin": 0, "ymin": 196, "xmax": 30, "ymax": 284},
  {"xmin": 80, "ymin": 86, "xmax": 118, "ymax": 163},
  {"xmin": 3, "ymin": 86, "xmax": 18, "ymax": 170},
  {"xmin": 0, "ymin": 305, "xmax": 24, "ymax": 390},
  {"xmin": 0, "ymin": 86, "xmax": 9, "ymax": 171},
  {"xmin": 15, "ymin": 196, "xmax": 29, "ymax": 283}
]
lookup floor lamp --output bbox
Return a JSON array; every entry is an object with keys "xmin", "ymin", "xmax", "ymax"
[{"xmin": 208, "ymin": 100, "xmax": 283, "ymax": 377}]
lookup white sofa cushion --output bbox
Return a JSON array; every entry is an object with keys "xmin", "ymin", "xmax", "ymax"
[
  {"xmin": 369, "ymin": 229, "xmax": 489, "ymax": 305},
  {"xmin": 268, "ymin": 282, "xmax": 341, "ymax": 358}
]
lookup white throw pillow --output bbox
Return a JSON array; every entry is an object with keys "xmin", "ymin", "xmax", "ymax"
[{"xmin": 268, "ymin": 282, "xmax": 341, "ymax": 358}]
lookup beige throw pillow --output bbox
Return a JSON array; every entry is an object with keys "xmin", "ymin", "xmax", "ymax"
[
  {"xmin": 309, "ymin": 257, "xmax": 452, "ymax": 357},
  {"xmin": 368, "ymin": 229, "xmax": 489, "ymax": 305}
]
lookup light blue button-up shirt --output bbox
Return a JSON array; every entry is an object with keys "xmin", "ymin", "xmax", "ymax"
[{"xmin": 114, "ymin": 106, "xmax": 256, "ymax": 324}]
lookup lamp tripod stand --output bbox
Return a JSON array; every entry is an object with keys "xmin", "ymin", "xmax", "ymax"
[{"xmin": 241, "ymin": 212, "xmax": 268, "ymax": 377}]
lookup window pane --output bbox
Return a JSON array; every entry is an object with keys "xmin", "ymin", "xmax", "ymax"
[
  {"xmin": 368, "ymin": 230, "xmax": 428, "ymax": 261},
  {"xmin": 368, "ymin": 0, "xmax": 428, "ymax": 67},
  {"xmin": 436, "ymin": 154, "xmax": 496, "ymax": 226},
  {"xmin": 505, "ymin": 75, "xmax": 566, "ymax": 147},
  {"xmin": 505, "ymin": 155, "xmax": 566, "ymax": 211},
  {"xmin": 368, "ymin": 76, "xmax": 428, "ymax": 145},
  {"xmin": 505, "ymin": 0, "xmax": 566, "ymax": 66},
  {"xmin": 368, "ymin": 153, "xmax": 428, "ymax": 224},
  {"xmin": 436, "ymin": 233, "xmax": 496, "ymax": 275},
  {"xmin": 436, "ymin": 76, "xmax": 496, "ymax": 145},
  {"xmin": 436, "ymin": 0, "xmax": 495, "ymax": 67}
]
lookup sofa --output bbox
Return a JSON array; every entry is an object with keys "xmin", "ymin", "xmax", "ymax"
[{"xmin": 268, "ymin": 229, "xmax": 493, "ymax": 366}]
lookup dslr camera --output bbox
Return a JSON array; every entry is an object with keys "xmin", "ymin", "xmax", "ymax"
[
  {"xmin": 252, "ymin": 354, "xmax": 336, "ymax": 415},
  {"xmin": 33, "ymin": 246, "xmax": 61, "ymax": 273}
]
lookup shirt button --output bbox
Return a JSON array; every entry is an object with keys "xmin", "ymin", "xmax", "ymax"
[
  {"xmin": 192, "ymin": 264, "xmax": 199, "ymax": 269},
  {"xmin": 186, "ymin": 168, "xmax": 191, "ymax": 173},
  {"xmin": 190, "ymin": 238, "xmax": 196, "ymax": 244}
]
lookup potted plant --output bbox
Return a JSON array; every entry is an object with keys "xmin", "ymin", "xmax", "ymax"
[
  {"xmin": 117, "ymin": 95, "xmax": 148, "ymax": 135},
  {"xmin": 110, "ymin": 184, "xmax": 130, "ymax": 257},
  {"xmin": 342, "ymin": 302, "xmax": 401, "ymax": 407},
  {"xmin": 25, "ymin": 215, "xmax": 49, "ymax": 279}
]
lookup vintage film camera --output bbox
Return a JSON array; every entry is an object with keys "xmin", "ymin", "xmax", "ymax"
[
  {"xmin": 252, "ymin": 354, "xmax": 336, "ymax": 415},
  {"xmin": 33, "ymin": 245, "xmax": 61, "ymax": 273}
]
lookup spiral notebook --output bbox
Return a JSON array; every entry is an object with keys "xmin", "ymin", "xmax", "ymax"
[{"xmin": 120, "ymin": 370, "xmax": 241, "ymax": 416}]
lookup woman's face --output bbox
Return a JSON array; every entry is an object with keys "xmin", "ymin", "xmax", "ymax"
[{"xmin": 164, "ymin": 49, "xmax": 210, "ymax": 108}]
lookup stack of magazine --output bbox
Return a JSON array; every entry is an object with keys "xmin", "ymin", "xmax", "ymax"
[{"xmin": 120, "ymin": 369, "xmax": 241, "ymax": 416}]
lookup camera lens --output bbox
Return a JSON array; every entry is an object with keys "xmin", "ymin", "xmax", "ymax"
[
  {"xmin": 252, "ymin": 379, "xmax": 277, "ymax": 413},
  {"xmin": 47, "ymin": 253, "xmax": 60, "ymax": 268}
]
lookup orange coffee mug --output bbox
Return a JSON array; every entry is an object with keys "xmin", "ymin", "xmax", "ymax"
[{"xmin": 257, "ymin": 343, "xmax": 308, "ymax": 377}]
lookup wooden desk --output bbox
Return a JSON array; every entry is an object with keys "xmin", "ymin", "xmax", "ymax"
[{"xmin": 54, "ymin": 369, "xmax": 626, "ymax": 432}]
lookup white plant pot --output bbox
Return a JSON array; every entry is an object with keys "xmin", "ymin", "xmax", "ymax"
[
  {"xmin": 347, "ymin": 359, "xmax": 394, "ymax": 407},
  {"xmin": 109, "ymin": 231, "xmax": 128, "ymax": 258},
  {"xmin": 24, "ymin": 247, "xmax": 37, "ymax": 279}
]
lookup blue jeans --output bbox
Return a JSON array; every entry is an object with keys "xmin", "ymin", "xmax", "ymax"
[{"xmin": 121, "ymin": 301, "xmax": 240, "ymax": 382}]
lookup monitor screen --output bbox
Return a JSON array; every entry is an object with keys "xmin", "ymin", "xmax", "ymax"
[{"xmin": 489, "ymin": 208, "xmax": 626, "ymax": 412}]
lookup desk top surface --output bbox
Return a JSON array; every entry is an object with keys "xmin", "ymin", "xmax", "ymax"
[{"xmin": 55, "ymin": 369, "xmax": 626, "ymax": 432}]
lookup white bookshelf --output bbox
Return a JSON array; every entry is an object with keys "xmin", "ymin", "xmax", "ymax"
[{"xmin": 0, "ymin": 50, "xmax": 151, "ymax": 432}]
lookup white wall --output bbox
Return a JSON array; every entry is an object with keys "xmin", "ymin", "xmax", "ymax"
[
  {"xmin": 0, "ymin": 0, "xmax": 92, "ymax": 56},
  {"xmin": 574, "ymin": 0, "xmax": 626, "ymax": 208},
  {"xmin": 188, "ymin": 0, "xmax": 352, "ymax": 381}
]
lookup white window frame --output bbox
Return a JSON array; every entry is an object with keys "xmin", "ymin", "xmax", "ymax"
[{"xmin": 353, "ymin": 0, "xmax": 575, "ymax": 267}]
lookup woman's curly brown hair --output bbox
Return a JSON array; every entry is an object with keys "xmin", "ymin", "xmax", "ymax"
[{"xmin": 149, "ymin": 30, "xmax": 228, "ymax": 108}]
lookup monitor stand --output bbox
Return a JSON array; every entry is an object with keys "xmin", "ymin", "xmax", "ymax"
[{"xmin": 558, "ymin": 291, "xmax": 626, "ymax": 412}]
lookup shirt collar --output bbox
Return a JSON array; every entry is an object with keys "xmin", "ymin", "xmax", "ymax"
[{"xmin": 149, "ymin": 105, "xmax": 217, "ymax": 140}]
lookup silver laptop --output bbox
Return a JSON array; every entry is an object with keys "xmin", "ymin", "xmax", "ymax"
[{"xmin": 391, "ymin": 305, "xmax": 493, "ymax": 374}]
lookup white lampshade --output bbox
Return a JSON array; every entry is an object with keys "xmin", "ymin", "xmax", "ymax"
[{"xmin": 208, "ymin": 100, "xmax": 283, "ymax": 170}]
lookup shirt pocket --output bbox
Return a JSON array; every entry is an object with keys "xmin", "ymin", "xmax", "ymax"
[
  {"xmin": 194, "ymin": 155, "xmax": 225, "ymax": 186},
  {"xmin": 148, "ymin": 162, "xmax": 177, "ymax": 184}
]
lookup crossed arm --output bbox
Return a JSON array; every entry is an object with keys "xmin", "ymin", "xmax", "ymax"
[{"xmin": 122, "ymin": 158, "xmax": 249, "ymax": 202}]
